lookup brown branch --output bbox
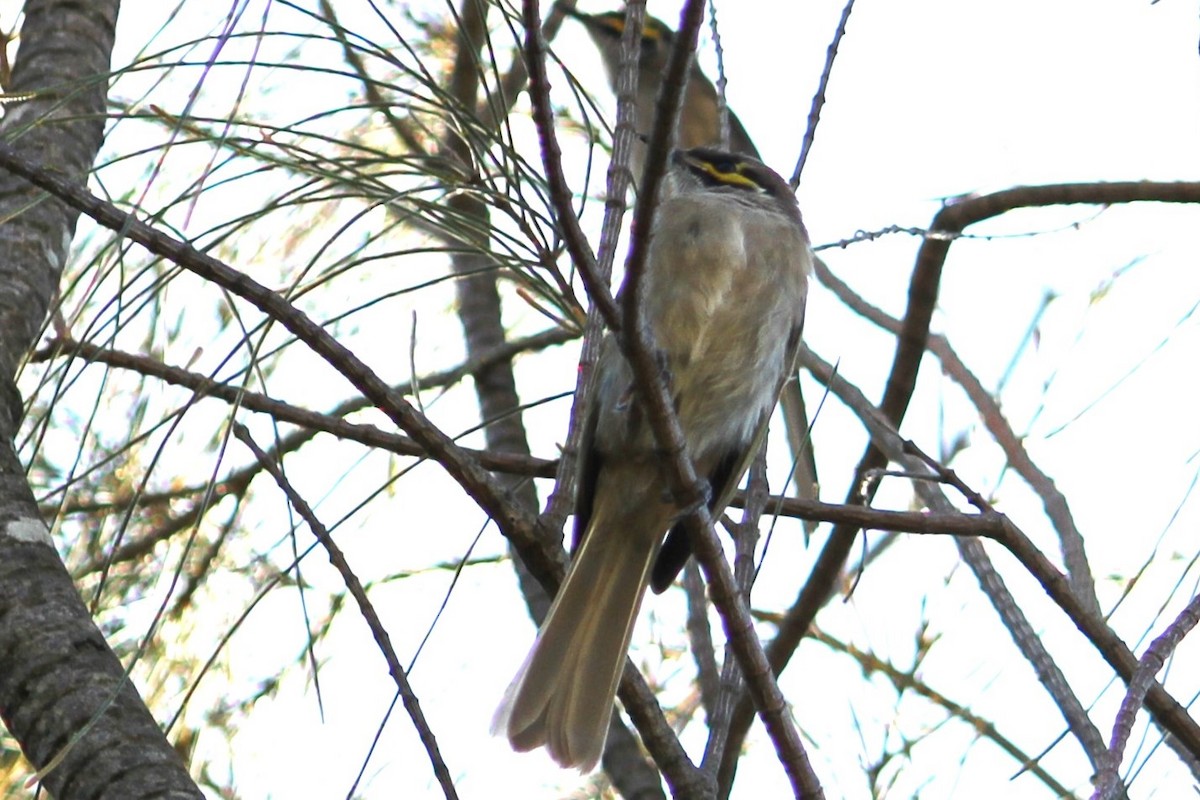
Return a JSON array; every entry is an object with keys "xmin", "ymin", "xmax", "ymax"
[
  {"xmin": 524, "ymin": 2, "xmax": 699, "ymax": 793},
  {"xmin": 817, "ymin": 349, "xmax": 1200, "ymax": 771},
  {"xmin": 603, "ymin": 0, "xmax": 824, "ymax": 795},
  {"xmin": 890, "ymin": 181, "xmax": 1200, "ymax": 439},
  {"xmin": 802, "ymin": 626, "xmax": 1079, "ymax": 799},
  {"xmin": 962, "ymin": 534, "xmax": 1112, "ymax": 774},
  {"xmin": 684, "ymin": 561, "xmax": 721, "ymax": 719},
  {"xmin": 466, "ymin": 5, "xmax": 679, "ymax": 792},
  {"xmin": 521, "ymin": 0, "xmax": 617, "ymax": 331},
  {"xmin": 812, "ymin": 255, "xmax": 1100, "ymax": 613},
  {"xmin": 718, "ymin": 181, "xmax": 1200, "ymax": 784},
  {"xmin": 233, "ymin": 424, "xmax": 458, "ymax": 799},
  {"xmin": 815, "ymin": 350, "xmax": 1193, "ymax": 779},
  {"xmin": 994, "ymin": 512, "xmax": 1200, "ymax": 772},
  {"xmin": 814, "ymin": 357, "xmax": 1113, "ymax": 774},
  {"xmin": 701, "ymin": 455, "xmax": 769, "ymax": 776},
  {"xmin": 543, "ymin": 0, "xmax": 644, "ymax": 529},
  {"xmin": 0, "ymin": 143, "xmax": 571, "ymax": 584},
  {"xmin": 35, "ymin": 336, "xmax": 558, "ymax": 478}
]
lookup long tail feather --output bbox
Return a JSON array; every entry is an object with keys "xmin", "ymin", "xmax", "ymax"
[{"xmin": 494, "ymin": 502, "xmax": 663, "ymax": 770}]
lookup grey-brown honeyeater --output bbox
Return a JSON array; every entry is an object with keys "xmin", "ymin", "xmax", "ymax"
[{"xmin": 494, "ymin": 147, "xmax": 811, "ymax": 770}]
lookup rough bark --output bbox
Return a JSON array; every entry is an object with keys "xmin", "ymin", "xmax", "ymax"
[{"xmin": 0, "ymin": 1, "xmax": 201, "ymax": 796}]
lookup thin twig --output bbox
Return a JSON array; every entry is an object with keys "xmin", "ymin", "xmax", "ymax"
[
  {"xmin": 0, "ymin": 142, "xmax": 567, "ymax": 587},
  {"xmin": 1093, "ymin": 592, "xmax": 1200, "ymax": 800},
  {"xmin": 317, "ymin": 0, "xmax": 427, "ymax": 155},
  {"xmin": 684, "ymin": 561, "xmax": 721, "ymax": 718},
  {"xmin": 812, "ymin": 255, "xmax": 1101, "ymax": 614},
  {"xmin": 543, "ymin": 0, "xmax": 644, "ymax": 529},
  {"xmin": 522, "ymin": 2, "xmax": 703, "ymax": 792},
  {"xmin": 701, "ymin": 453, "xmax": 769, "ymax": 777},
  {"xmin": 803, "ymin": 348, "xmax": 1200, "ymax": 775},
  {"xmin": 36, "ymin": 336, "xmax": 558, "ymax": 478},
  {"xmin": 720, "ymin": 180, "xmax": 1200, "ymax": 785},
  {"xmin": 232, "ymin": 424, "xmax": 459, "ymax": 800},
  {"xmin": 791, "ymin": 0, "xmax": 855, "ymax": 188},
  {"xmin": 521, "ymin": 0, "xmax": 617, "ymax": 331},
  {"xmin": 802, "ymin": 626, "xmax": 1079, "ymax": 799}
]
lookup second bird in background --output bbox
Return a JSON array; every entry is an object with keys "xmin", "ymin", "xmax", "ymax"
[{"xmin": 563, "ymin": 6, "xmax": 759, "ymax": 179}]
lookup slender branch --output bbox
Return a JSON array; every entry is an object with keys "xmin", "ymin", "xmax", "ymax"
[
  {"xmin": 806, "ymin": 349, "xmax": 1200, "ymax": 773},
  {"xmin": 1093, "ymin": 592, "xmax": 1200, "ymax": 800},
  {"xmin": 0, "ymin": 143, "xmax": 567, "ymax": 584},
  {"xmin": 317, "ymin": 0, "xmax": 427, "ymax": 155},
  {"xmin": 33, "ymin": 335, "xmax": 559, "ymax": 477},
  {"xmin": 994, "ymin": 510, "xmax": 1200, "ymax": 773},
  {"xmin": 233, "ymin": 425, "xmax": 459, "ymax": 800},
  {"xmin": 803, "ymin": 626, "xmax": 1079, "ymax": 800},
  {"xmin": 891, "ymin": 181, "xmax": 1200, "ymax": 444},
  {"xmin": 521, "ymin": 3, "xmax": 689, "ymax": 792},
  {"xmin": 814, "ymin": 355, "xmax": 1114, "ymax": 774},
  {"xmin": 701, "ymin": 454, "xmax": 769, "ymax": 776},
  {"xmin": 543, "ymin": 0, "xmax": 644, "ymax": 528},
  {"xmin": 607, "ymin": 0, "xmax": 824, "ymax": 794},
  {"xmin": 811, "ymin": 255, "xmax": 1101, "ymax": 614},
  {"xmin": 719, "ymin": 181, "xmax": 1200, "ymax": 785},
  {"xmin": 791, "ymin": 0, "xmax": 855, "ymax": 188},
  {"xmin": 961, "ymin": 536, "xmax": 1111, "ymax": 773},
  {"xmin": 684, "ymin": 561, "xmax": 721, "ymax": 717},
  {"xmin": 521, "ymin": 0, "xmax": 617, "ymax": 331}
]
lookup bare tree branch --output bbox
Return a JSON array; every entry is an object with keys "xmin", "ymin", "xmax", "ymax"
[
  {"xmin": 1093, "ymin": 592, "xmax": 1200, "ymax": 800},
  {"xmin": 234, "ymin": 424, "xmax": 458, "ymax": 799},
  {"xmin": 719, "ymin": 180, "xmax": 1200, "ymax": 787},
  {"xmin": 0, "ymin": 0, "xmax": 203, "ymax": 796}
]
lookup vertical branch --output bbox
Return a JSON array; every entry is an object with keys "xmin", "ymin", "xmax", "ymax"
[
  {"xmin": 701, "ymin": 454, "xmax": 768, "ymax": 775},
  {"xmin": 0, "ymin": 1, "xmax": 202, "ymax": 796},
  {"xmin": 543, "ymin": 0, "xmax": 644, "ymax": 528},
  {"xmin": 1093, "ymin": 593, "xmax": 1200, "ymax": 800},
  {"xmin": 443, "ymin": 0, "xmax": 555, "ymax": 630}
]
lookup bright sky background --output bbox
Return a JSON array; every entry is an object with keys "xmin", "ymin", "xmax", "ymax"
[{"xmin": 24, "ymin": 0, "xmax": 1200, "ymax": 798}]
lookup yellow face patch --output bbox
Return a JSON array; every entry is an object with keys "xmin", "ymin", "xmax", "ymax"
[
  {"xmin": 685, "ymin": 156, "xmax": 764, "ymax": 192},
  {"xmin": 591, "ymin": 12, "xmax": 669, "ymax": 43},
  {"xmin": 595, "ymin": 15, "xmax": 625, "ymax": 36}
]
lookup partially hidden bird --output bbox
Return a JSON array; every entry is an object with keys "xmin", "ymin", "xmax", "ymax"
[
  {"xmin": 563, "ymin": 7, "xmax": 759, "ymax": 177},
  {"xmin": 493, "ymin": 146, "xmax": 812, "ymax": 770}
]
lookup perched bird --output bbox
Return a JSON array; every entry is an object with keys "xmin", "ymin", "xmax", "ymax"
[
  {"xmin": 494, "ymin": 147, "xmax": 811, "ymax": 770},
  {"xmin": 565, "ymin": 6, "xmax": 820, "ymax": 518},
  {"xmin": 563, "ymin": 7, "xmax": 759, "ymax": 178}
]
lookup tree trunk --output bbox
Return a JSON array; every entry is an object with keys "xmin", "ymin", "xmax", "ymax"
[{"xmin": 0, "ymin": 1, "xmax": 201, "ymax": 796}]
